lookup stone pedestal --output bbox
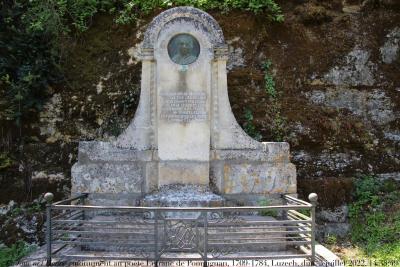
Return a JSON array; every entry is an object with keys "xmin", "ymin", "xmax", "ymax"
[
  {"xmin": 141, "ymin": 184, "xmax": 225, "ymax": 218},
  {"xmin": 141, "ymin": 184, "xmax": 225, "ymax": 207}
]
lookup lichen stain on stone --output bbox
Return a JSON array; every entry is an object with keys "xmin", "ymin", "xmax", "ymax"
[
  {"xmin": 223, "ymin": 164, "xmax": 232, "ymax": 193},
  {"xmin": 380, "ymin": 27, "xmax": 400, "ymax": 64},
  {"xmin": 126, "ymin": 43, "xmax": 142, "ymax": 65},
  {"xmin": 240, "ymin": 174, "xmax": 249, "ymax": 192},
  {"xmin": 305, "ymin": 88, "xmax": 396, "ymax": 125},
  {"xmin": 323, "ymin": 47, "xmax": 376, "ymax": 86},
  {"xmin": 226, "ymin": 37, "xmax": 246, "ymax": 71}
]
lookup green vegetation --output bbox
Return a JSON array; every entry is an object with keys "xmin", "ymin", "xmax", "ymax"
[
  {"xmin": 258, "ymin": 199, "xmax": 278, "ymax": 217},
  {"xmin": 262, "ymin": 59, "xmax": 276, "ymax": 98},
  {"xmin": 241, "ymin": 60, "xmax": 287, "ymax": 142},
  {"xmin": 349, "ymin": 175, "xmax": 400, "ymax": 262},
  {"xmin": 261, "ymin": 59, "xmax": 287, "ymax": 142},
  {"xmin": 298, "ymin": 208, "xmax": 310, "ymax": 217},
  {"xmin": 22, "ymin": 0, "xmax": 102, "ymax": 35},
  {"xmin": 243, "ymin": 107, "xmax": 262, "ymax": 141},
  {"xmin": 116, "ymin": 0, "xmax": 284, "ymax": 24},
  {"xmin": 0, "ymin": 153, "xmax": 13, "ymax": 170},
  {"xmin": 325, "ymin": 234, "xmax": 338, "ymax": 246},
  {"xmin": 0, "ymin": 241, "xmax": 36, "ymax": 267},
  {"xmin": 271, "ymin": 109, "xmax": 286, "ymax": 142},
  {"xmin": 0, "ymin": 1, "xmax": 63, "ymax": 126},
  {"xmin": 10, "ymin": 202, "xmax": 43, "ymax": 217}
]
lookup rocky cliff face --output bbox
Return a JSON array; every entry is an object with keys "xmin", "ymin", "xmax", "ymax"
[{"xmin": 0, "ymin": 0, "xmax": 399, "ymax": 217}]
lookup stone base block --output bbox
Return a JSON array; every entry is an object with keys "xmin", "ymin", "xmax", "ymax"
[
  {"xmin": 141, "ymin": 184, "xmax": 225, "ymax": 218},
  {"xmin": 210, "ymin": 144, "xmax": 297, "ymax": 199},
  {"xmin": 71, "ymin": 141, "xmax": 297, "ymax": 206}
]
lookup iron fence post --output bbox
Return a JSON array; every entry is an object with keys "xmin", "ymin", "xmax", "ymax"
[
  {"xmin": 44, "ymin": 192, "xmax": 54, "ymax": 266},
  {"xmin": 308, "ymin": 193, "xmax": 318, "ymax": 266},
  {"xmin": 154, "ymin": 210, "xmax": 159, "ymax": 267},
  {"xmin": 282, "ymin": 194, "xmax": 288, "ymax": 220},
  {"xmin": 203, "ymin": 211, "xmax": 208, "ymax": 267},
  {"xmin": 79, "ymin": 194, "xmax": 87, "ymax": 219}
]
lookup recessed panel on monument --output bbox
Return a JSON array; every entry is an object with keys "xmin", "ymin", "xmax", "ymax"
[{"xmin": 156, "ymin": 21, "xmax": 213, "ymax": 186}]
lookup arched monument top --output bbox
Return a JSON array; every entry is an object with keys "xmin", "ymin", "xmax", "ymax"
[{"xmin": 142, "ymin": 6, "xmax": 225, "ymax": 49}]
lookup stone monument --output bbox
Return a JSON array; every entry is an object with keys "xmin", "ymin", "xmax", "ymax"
[{"xmin": 72, "ymin": 7, "xmax": 297, "ymax": 206}]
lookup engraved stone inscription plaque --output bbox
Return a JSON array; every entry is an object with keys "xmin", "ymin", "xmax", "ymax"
[
  {"xmin": 160, "ymin": 92, "xmax": 207, "ymax": 122},
  {"xmin": 168, "ymin": 34, "xmax": 200, "ymax": 65}
]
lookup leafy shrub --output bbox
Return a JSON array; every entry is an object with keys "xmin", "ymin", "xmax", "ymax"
[
  {"xmin": 0, "ymin": 241, "xmax": 36, "ymax": 267},
  {"xmin": 262, "ymin": 59, "xmax": 276, "ymax": 98},
  {"xmin": 22, "ymin": 0, "xmax": 111, "ymax": 35},
  {"xmin": 349, "ymin": 175, "xmax": 400, "ymax": 260},
  {"xmin": 271, "ymin": 111, "xmax": 286, "ymax": 142},
  {"xmin": 0, "ymin": 152, "xmax": 13, "ymax": 170},
  {"xmin": 325, "ymin": 234, "xmax": 338, "ymax": 245},
  {"xmin": 115, "ymin": 0, "xmax": 284, "ymax": 24},
  {"xmin": 243, "ymin": 107, "xmax": 262, "ymax": 141},
  {"xmin": 9, "ymin": 201, "xmax": 43, "ymax": 217},
  {"xmin": 0, "ymin": 0, "xmax": 63, "ymax": 125}
]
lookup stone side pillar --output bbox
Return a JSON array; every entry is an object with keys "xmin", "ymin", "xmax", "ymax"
[
  {"xmin": 114, "ymin": 48, "xmax": 156, "ymax": 150},
  {"xmin": 211, "ymin": 46, "xmax": 264, "ymax": 150}
]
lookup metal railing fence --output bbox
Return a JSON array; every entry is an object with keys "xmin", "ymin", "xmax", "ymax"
[{"xmin": 44, "ymin": 193, "xmax": 318, "ymax": 266}]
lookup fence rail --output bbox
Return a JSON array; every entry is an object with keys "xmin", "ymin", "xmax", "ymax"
[{"xmin": 44, "ymin": 193, "xmax": 318, "ymax": 266}]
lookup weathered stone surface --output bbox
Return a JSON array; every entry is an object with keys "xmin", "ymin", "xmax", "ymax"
[
  {"xmin": 317, "ymin": 205, "xmax": 349, "ymax": 223},
  {"xmin": 84, "ymin": 193, "xmax": 142, "ymax": 206},
  {"xmin": 31, "ymin": 172, "xmax": 66, "ymax": 183},
  {"xmin": 227, "ymin": 37, "xmax": 246, "ymax": 71},
  {"xmin": 211, "ymin": 161, "xmax": 296, "ymax": 195},
  {"xmin": 39, "ymin": 94, "xmax": 64, "ymax": 143},
  {"xmin": 376, "ymin": 172, "xmax": 400, "ymax": 182},
  {"xmin": 211, "ymin": 142, "xmax": 290, "ymax": 162},
  {"xmin": 77, "ymin": 141, "xmax": 153, "ymax": 162},
  {"xmin": 323, "ymin": 47, "xmax": 376, "ymax": 86},
  {"xmin": 71, "ymin": 162, "xmax": 143, "ymax": 194},
  {"xmin": 71, "ymin": 141, "xmax": 159, "ymax": 200},
  {"xmin": 142, "ymin": 7, "xmax": 225, "ymax": 50},
  {"xmin": 317, "ymin": 223, "xmax": 351, "ymax": 239},
  {"xmin": 380, "ymin": 27, "xmax": 400, "ymax": 64},
  {"xmin": 297, "ymin": 178, "xmax": 354, "ymax": 209},
  {"xmin": 384, "ymin": 131, "xmax": 400, "ymax": 143},
  {"xmin": 305, "ymin": 88, "xmax": 396, "ymax": 125},
  {"xmin": 158, "ymin": 161, "xmax": 209, "ymax": 186},
  {"xmin": 0, "ymin": 201, "xmax": 45, "ymax": 246},
  {"xmin": 294, "ymin": 150, "xmax": 363, "ymax": 178},
  {"xmin": 142, "ymin": 184, "xmax": 224, "ymax": 207}
]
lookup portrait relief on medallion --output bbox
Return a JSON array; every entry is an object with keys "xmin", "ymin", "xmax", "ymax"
[{"xmin": 168, "ymin": 34, "xmax": 200, "ymax": 65}]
